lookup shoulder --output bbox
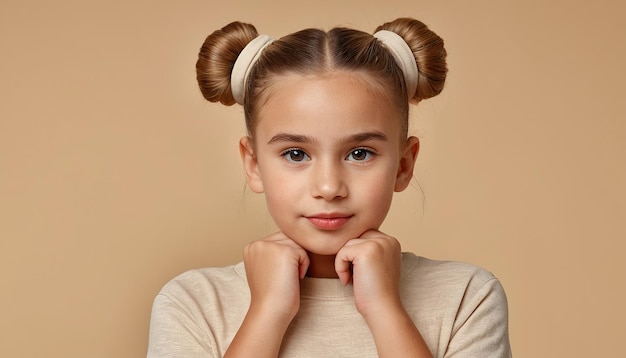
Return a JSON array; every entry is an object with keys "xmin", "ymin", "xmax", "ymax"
[
  {"xmin": 148, "ymin": 263, "xmax": 250, "ymax": 357},
  {"xmin": 155, "ymin": 262, "xmax": 248, "ymax": 303},
  {"xmin": 400, "ymin": 253, "xmax": 512, "ymax": 357},
  {"xmin": 401, "ymin": 252, "xmax": 503, "ymax": 294},
  {"xmin": 401, "ymin": 252, "xmax": 508, "ymax": 311},
  {"xmin": 160, "ymin": 262, "xmax": 247, "ymax": 290}
]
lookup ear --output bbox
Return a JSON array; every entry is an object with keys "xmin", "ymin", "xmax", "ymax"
[
  {"xmin": 394, "ymin": 136, "xmax": 419, "ymax": 192},
  {"xmin": 239, "ymin": 136, "xmax": 265, "ymax": 193}
]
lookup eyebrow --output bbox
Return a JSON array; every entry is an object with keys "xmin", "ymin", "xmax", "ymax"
[
  {"xmin": 346, "ymin": 131, "xmax": 388, "ymax": 143},
  {"xmin": 267, "ymin": 131, "xmax": 388, "ymax": 145},
  {"xmin": 267, "ymin": 133, "xmax": 311, "ymax": 144}
]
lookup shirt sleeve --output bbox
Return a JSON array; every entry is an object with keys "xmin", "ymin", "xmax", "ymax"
[
  {"xmin": 147, "ymin": 292, "xmax": 215, "ymax": 358},
  {"xmin": 444, "ymin": 277, "xmax": 513, "ymax": 357}
]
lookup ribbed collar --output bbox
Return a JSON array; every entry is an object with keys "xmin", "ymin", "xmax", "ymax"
[
  {"xmin": 300, "ymin": 276, "xmax": 354, "ymax": 299},
  {"xmin": 233, "ymin": 252, "xmax": 420, "ymax": 300}
]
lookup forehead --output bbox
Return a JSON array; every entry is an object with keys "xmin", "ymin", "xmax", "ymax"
[{"xmin": 255, "ymin": 72, "xmax": 404, "ymax": 140}]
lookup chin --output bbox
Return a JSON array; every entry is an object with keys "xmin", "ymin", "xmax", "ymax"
[
  {"xmin": 303, "ymin": 241, "xmax": 347, "ymax": 256},
  {"xmin": 307, "ymin": 249, "xmax": 340, "ymax": 257},
  {"xmin": 284, "ymin": 227, "xmax": 360, "ymax": 255}
]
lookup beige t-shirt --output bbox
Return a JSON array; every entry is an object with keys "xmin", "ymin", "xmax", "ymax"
[{"xmin": 148, "ymin": 253, "xmax": 512, "ymax": 357}]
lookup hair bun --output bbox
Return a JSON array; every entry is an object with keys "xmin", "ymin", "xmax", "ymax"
[
  {"xmin": 196, "ymin": 22, "xmax": 259, "ymax": 106},
  {"xmin": 376, "ymin": 18, "xmax": 448, "ymax": 103}
]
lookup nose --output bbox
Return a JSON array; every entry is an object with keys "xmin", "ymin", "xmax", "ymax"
[{"xmin": 311, "ymin": 158, "xmax": 348, "ymax": 200}]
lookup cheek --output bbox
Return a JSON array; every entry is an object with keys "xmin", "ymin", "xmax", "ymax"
[
  {"xmin": 259, "ymin": 169, "xmax": 304, "ymax": 217},
  {"xmin": 262, "ymin": 190, "xmax": 291, "ymax": 229},
  {"xmin": 261, "ymin": 168, "xmax": 302, "ymax": 196},
  {"xmin": 358, "ymin": 171, "xmax": 397, "ymax": 215}
]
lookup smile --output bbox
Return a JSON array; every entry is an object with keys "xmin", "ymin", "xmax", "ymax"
[{"xmin": 305, "ymin": 214, "xmax": 353, "ymax": 230}]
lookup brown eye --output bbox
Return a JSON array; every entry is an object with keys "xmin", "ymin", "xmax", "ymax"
[
  {"xmin": 282, "ymin": 149, "xmax": 309, "ymax": 162},
  {"xmin": 347, "ymin": 148, "xmax": 372, "ymax": 161}
]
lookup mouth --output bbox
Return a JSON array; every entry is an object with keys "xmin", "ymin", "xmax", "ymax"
[{"xmin": 305, "ymin": 214, "xmax": 353, "ymax": 230}]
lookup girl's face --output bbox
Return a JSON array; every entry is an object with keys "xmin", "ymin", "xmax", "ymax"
[{"xmin": 240, "ymin": 71, "xmax": 419, "ymax": 255}]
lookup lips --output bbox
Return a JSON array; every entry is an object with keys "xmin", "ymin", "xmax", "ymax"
[{"xmin": 305, "ymin": 214, "xmax": 353, "ymax": 230}]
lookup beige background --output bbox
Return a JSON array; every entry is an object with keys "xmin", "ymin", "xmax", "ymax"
[{"xmin": 1, "ymin": 0, "xmax": 624, "ymax": 357}]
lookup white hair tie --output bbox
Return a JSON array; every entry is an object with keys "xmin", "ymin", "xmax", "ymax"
[
  {"xmin": 230, "ymin": 34, "xmax": 274, "ymax": 105},
  {"xmin": 373, "ymin": 30, "xmax": 418, "ymax": 99}
]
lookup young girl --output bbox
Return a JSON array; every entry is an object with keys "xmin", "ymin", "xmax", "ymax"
[{"xmin": 148, "ymin": 18, "xmax": 512, "ymax": 357}]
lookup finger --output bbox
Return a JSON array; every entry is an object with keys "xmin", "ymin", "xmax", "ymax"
[
  {"xmin": 274, "ymin": 236, "xmax": 310, "ymax": 279},
  {"xmin": 335, "ymin": 243, "xmax": 359, "ymax": 285},
  {"xmin": 335, "ymin": 258, "xmax": 352, "ymax": 285},
  {"xmin": 297, "ymin": 249, "xmax": 310, "ymax": 279},
  {"xmin": 357, "ymin": 229, "xmax": 389, "ymax": 240},
  {"xmin": 357, "ymin": 230, "xmax": 402, "ymax": 255}
]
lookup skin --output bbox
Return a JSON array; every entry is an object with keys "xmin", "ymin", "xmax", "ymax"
[{"xmin": 225, "ymin": 71, "xmax": 432, "ymax": 358}]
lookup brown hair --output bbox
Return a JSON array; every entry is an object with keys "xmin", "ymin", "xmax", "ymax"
[{"xmin": 196, "ymin": 18, "xmax": 447, "ymax": 136}]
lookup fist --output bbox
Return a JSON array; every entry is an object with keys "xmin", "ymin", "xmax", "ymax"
[
  {"xmin": 335, "ymin": 230, "xmax": 402, "ymax": 316},
  {"xmin": 243, "ymin": 232, "xmax": 310, "ymax": 321}
]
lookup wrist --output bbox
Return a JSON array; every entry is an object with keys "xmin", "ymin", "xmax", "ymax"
[
  {"xmin": 359, "ymin": 297, "xmax": 406, "ymax": 325},
  {"xmin": 248, "ymin": 298, "xmax": 298, "ymax": 329},
  {"xmin": 360, "ymin": 303, "xmax": 433, "ymax": 358},
  {"xmin": 225, "ymin": 303, "xmax": 293, "ymax": 358}
]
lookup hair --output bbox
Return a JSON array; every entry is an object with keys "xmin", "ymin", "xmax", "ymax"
[{"xmin": 196, "ymin": 18, "xmax": 447, "ymax": 137}]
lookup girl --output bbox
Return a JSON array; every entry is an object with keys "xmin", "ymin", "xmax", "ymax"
[{"xmin": 148, "ymin": 18, "xmax": 512, "ymax": 357}]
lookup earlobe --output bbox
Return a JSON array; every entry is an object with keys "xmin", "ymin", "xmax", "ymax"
[
  {"xmin": 239, "ymin": 136, "xmax": 265, "ymax": 193},
  {"xmin": 394, "ymin": 136, "xmax": 420, "ymax": 192}
]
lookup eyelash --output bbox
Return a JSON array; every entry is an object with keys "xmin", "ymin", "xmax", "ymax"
[
  {"xmin": 279, "ymin": 147, "xmax": 377, "ymax": 164},
  {"xmin": 280, "ymin": 148, "xmax": 310, "ymax": 163},
  {"xmin": 346, "ymin": 147, "xmax": 375, "ymax": 162}
]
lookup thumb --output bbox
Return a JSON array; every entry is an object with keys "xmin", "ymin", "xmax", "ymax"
[
  {"xmin": 298, "ymin": 251, "xmax": 311, "ymax": 279},
  {"xmin": 335, "ymin": 246, "xmax": 356, "ymax": 285}
]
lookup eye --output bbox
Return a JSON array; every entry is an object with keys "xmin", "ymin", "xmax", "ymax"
[
  {"xmin": 281, "ymin": 148, "xmax": 310, "ymax": 163},
  {"xmin": 346, "ymin": 148, "xmax": 374, "ymax": 162}
]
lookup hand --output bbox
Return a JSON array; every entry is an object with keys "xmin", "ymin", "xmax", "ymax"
[
  {"xmin": 224, "ymin": 233, "xmax": 309, "ymax": 357},
  {"xmin": 243, "ymin": 232, "xmax": 310, "ymax": 324},
  {"xmin": 334, "ymin": 230, "xmax": 403, "ymax": 318},
  {"xmin": 335, "ymin": 231, "xmax": 432, "ymax": 358}
]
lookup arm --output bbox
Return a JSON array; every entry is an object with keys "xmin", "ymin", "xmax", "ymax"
[
  {"xmin": 225, "ymin": 233, "xmax": 309, "ymax": 358},
  {"xmin": 147, "ymin": 292, "xmax": 214, "ymax": 357},
  {"xmin": 223, "ymin": 305, "xmax": 291, "ymax": 358},
  {"xmin": 335, "ymin": 230, "xmax": 433, "ymax": 358},
  {"xmin": 361, "ymin": 302, "xmax": 433, "ymax": 357},
  {"xmin": 445, "ymin": 277, "xmax": 512, "ymax": 357}
]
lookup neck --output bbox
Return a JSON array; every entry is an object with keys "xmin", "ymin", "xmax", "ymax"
[{"xmin": 306, "ymin": 253, "xmax": 339, "ymax": 278}]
